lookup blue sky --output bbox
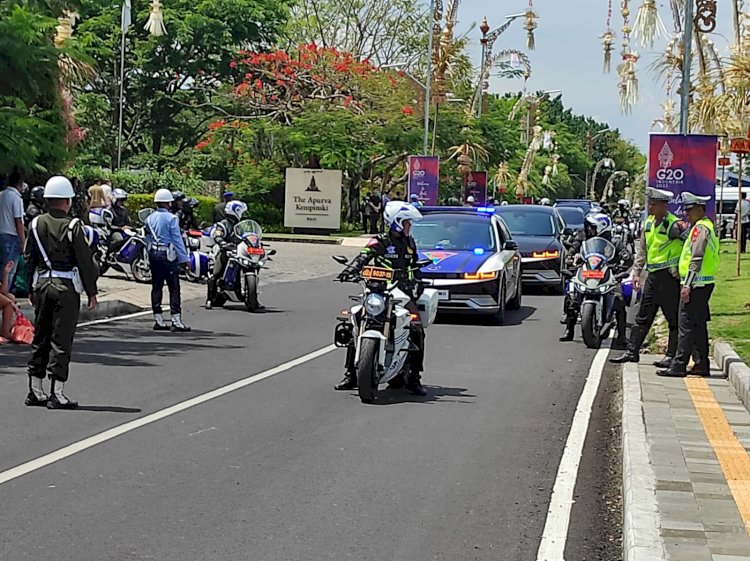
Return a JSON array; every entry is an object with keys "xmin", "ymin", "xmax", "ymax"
[{"xmin": 454, "ymin": 0, "xmax": 735, "ymax": 150}]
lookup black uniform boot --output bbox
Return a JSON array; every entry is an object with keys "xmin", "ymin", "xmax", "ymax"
[
  {"xmin": 334, "ymin": 371, "xmax": 357, "ymax": 391},
  {"xmin": 610, "ymin": 351, "xmax": 639, "ymax": 364},
  {"xmin": 559, "ymin": 324, "xmax": 575, "ymax": 342},
  {"xmin": 205, "ymin": 279, "xmax": 218, "ymax": 309},
  {"xmin": 47, "ymin": 379, "xmax": 78, "ymax": 410},
  {"xmin": 405, "ymin": 370, "xmax": 427, "ymax": 396},
  {"xmin": 652, "ymin": 356, "xmax": 674, "ymax": 369}
]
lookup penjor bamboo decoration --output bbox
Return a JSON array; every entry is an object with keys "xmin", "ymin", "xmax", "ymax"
[
  {"xmin": 632, "ymin": 0, "xmax": 667, "ymax": 48},
  {"xmin": 524, "ymin": 0, "xmax": 538, "ymax": 50},
  {"xmin": 144, "ymin": 0, "xmax": 167, "ymax": 37},
  {"xmin": 617, "ymin": 0, "xmax": 639, "ymax": 113},
  {"xmin": 601, "ymin": 0, "xmax": 616, "ymax": 72}
]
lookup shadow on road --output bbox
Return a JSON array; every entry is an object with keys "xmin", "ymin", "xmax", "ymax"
[
  {"xmin": 71, "ymin": 405, "xmax": 142, "ymax": 413},
  {"xmin": 370, "ymin": 385, "xmax": 475, "ymax": 406},
  {"xmin": 436, "ymin": 305, "xmax": 537, "ymax": 327}
]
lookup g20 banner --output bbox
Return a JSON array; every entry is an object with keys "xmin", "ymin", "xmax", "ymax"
[
  {"xmin": 463, "ymin": 171, "xmax": 488, "ymax": 205},
  {"xmin": 407, "ymin": 156, "xmax": 439, "ymax": 205},
  {"xmin": 648, "ymin": 134, "xmax": 717, "ymax": 219}
]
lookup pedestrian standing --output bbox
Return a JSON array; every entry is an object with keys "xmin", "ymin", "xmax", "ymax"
[
  {"xmin": 144, "ymin": 189, "xmax": 191, "ymax": 332},
  {"xmin": 88, "ymin": 179, "xmax": 107, "ymax": 226},
  {"xmin": 0, "ymin": 168, "xmax": 27, "ymax": 291},
  {"xmin": 739, "ymin": 191, "xmax": 749, "ymax": 253},
  {"xmin": 101, "ymin": 179, "xmax": 114, "ymax": 208},
  {"xmin": 24, "ymin": 176, "xmax": 98, "ymax": 409},
  {"xmin": 212, "ymin": 191, "xmax": 233, "ymax": 224},
  {"xmin": 368, "ymin": 192, "xmax": 381, "ymax": 234},
  {"xmin": 657, "ymin": 192, "xmax": 719, "ymax": 378},
  {"xmin": 611, "ymin": 187, "xmax": 685, "ymax": 367}
]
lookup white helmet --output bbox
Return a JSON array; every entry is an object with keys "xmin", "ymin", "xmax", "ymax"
[
  {"xmin": 466, "ymin": 196, "xmax": 475, "ymax": 204},
  {"xmin": 225, "ymin": 200, "xmax": 248, "ymax": 220},
  {"xmin": 102, "ymin": 208, "xmax": 115, "ymax": 227},
  {"xmin": 384, "ymin": 200, "xmax": 422, "ymax": 233},
  {"xmin": 154, "ymin": 188, "xmax": 174, "ymax": 203},
  {"xmin": 585, "ymin": 212, "xmax": 613, "ymax": 236},
  {"xmin": 43, "ymin": 176, "xmax": 74, "ymax": 199},
  {"xmin": 500, "ymin": 200, "xmax": 509, "ymax": 206},
  {"xmin": 113, "ymin": 188, "xmax": 128, "ymax": 200},
  {"xmin": 540, "ymin": 197, "xmax": 550, "ymax": 206},
  {"xmin": 618, "ymin": 198, "xmax": 629, "ymax": 207},
  {"xmin": 633, "ymin": 202, "xmax": 641, "ymax": 210}
]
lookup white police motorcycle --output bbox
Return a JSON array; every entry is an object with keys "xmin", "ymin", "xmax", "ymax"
[
  {"xmin": 94, "ymin": 208, "xmax": 153, "ymax": 283},
  {"xmin": 333, "ymin": 256, "xmax": 438, "ymax": 403}
]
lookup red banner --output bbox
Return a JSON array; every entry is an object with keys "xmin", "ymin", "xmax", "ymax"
[{"xmin": 463, "ymin": 171, "xmax": 487, "ymax": 205}]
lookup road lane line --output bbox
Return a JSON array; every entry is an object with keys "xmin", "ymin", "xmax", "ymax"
[
  {"xmin": 685, "ymin": 376, "xmax": 750, "ymax": 535},
  {"xmin": 535, "ymin": 341, "xmax": 611, "ymax": 561},
  {"xmin": 0, "ymin": 345, "xmax": 336, "ymax": 487}
]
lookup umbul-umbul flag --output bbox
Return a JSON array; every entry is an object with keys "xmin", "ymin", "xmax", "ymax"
[{"xmin": 121, "ymin": 0, "xmax": 132, "ymax": 33}]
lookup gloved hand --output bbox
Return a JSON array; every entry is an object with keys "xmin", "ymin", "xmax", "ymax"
[{"xmin": 337, "ymin": 269, "xmax": 357, "ymax": 283}]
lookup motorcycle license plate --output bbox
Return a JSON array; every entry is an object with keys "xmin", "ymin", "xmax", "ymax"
[
  {"xmin": 582, "ymin": 270, "xmax": 605, "ymax": 279},
  {"xmin": 361, "ymin": 266, "xmax": 394, "ymax": 281},
  {"xmin": 438, "ymin": 290, "xmax": 450, "ymax": 301}
]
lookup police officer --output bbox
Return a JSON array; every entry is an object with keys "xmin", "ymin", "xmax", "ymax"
[
  {"xmin": 24, "ymin": 176, "xmax": 98, "ymax": 409},
  {"xmin": 334, "ymin": 201, "xmax": 427, "ymax": 396},
  {"xmin": 205, "ymin": 200, "xmax": 251, "ymax": 310},
  {"xmin": 105, "ymin": 188, "xmax": 131, "ymax": 258},
  {"xmin": 657, "ymin": 192, "xmax": 719, "ymax": 377},
  {"xmin": 611, "ymin": 187, "xmax": 685, "ymax": 366},
  {"xmin": 25, "ymin": 186, "xmax": 46, "ymax": 225},
  {"xmin": 612, "ymin": 199, "xmax": 631, "ymax": 224},
  {"xmin": 144, "ymin": 189, "xmax": 191, "ymax": 332},
  {"xmin": 212, "ymin": 191, "xmax": 234, "ymax": 224}
]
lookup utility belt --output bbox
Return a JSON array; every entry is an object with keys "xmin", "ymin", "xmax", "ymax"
[
  {"xmin": 646, "ymin": 258, "xmax": 679, "ymax": 272},
  {"xmin": 33, "ymin": 269, "xmax": 83, "ymax": 293}
]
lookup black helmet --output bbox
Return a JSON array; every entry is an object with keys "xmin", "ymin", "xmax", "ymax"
[
  {"xmin": 187, "ymin": 197, "xmax": 199, "ymax": 209},
  {"xmin": 30, "ymin": 185, "xmax": 46, "ymax": 203},
  {"xmin": 171, "ymin": 190, "xmax": 185, "ymax": 201}
]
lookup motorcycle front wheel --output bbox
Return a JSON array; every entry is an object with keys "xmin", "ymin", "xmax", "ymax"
[
  {"xmin": 357, "ymin": 338, "xmax": 379, "ymax": 403},
  {"xmin": 244, "ymin": 273, "xmax": 259, "ymax": 312},
  {"xmin": 580, "ymin": 301, "xmax": 602, "ymax": 349},
  {"xmin": 131, "ymin": 257, "xmax": 151, "ymax": 284}
]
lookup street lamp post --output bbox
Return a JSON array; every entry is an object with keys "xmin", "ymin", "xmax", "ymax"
[
  {"xmin": 423, "ymin": 0, "xmax": 436, "ymax": 156},
  {"xmin": 679, "ymin": 0, "xmax": 695, "ymax": 134},
  {"xmin": 476, "ymin": 17, "xmax": 490, "ymax": 118}
]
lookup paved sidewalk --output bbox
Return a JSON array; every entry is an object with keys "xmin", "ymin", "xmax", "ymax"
[{"xmin": 631, "ymin": 355, "xmax": 750, "ymax": 560}]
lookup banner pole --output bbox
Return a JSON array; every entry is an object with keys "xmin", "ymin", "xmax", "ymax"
[{"xmin": 738, "ymin": 154, "xmax": 744, "ymax": 276}]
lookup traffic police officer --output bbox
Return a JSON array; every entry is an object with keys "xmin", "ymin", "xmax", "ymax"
[
  {"xmin": 144, "ymin": 189, "xmax": 191, "ymax": 332},
  {"xmin": 658, "ymin": 192, "xmax": 719, "ymax": 377},
  {"xmin": 611, "ymin": 187, "xmax": 685, "ymax": 366},
  {"xmin": 24, "ymin": 176, "xmax": 98, "ymax": 409}
]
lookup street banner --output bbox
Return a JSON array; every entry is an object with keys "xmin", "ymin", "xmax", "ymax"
[
  {"xmin": 463, "ymin": 171, "xmax": 488, "ymax": 205},
  {"xmin": 648, "ymin": 134, "xmax": 717, "ymax": 219},
  {"xmin": 407, "ymin": 156, "xmax": 439, "ymax": 205},
  {"xmin": 284, "ymin": 168, "xmax": 342, "ymax": 229}
]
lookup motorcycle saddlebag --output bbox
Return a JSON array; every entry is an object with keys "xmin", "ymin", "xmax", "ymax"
[{"xmin": 417, "ymin": 289, "xmax": 439, "ymax": 327}]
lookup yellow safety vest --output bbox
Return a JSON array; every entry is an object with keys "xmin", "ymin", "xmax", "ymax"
[
  {"xmin": 645, "ymin": 213, "xmax": 682, "ymax": 272},
  {"xmin": 679, "ymin": 217, "xmax": 719, "ymax": 286}
]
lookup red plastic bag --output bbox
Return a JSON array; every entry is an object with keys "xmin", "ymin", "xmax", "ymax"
[{"xmin": 11, "ymin": 313, "xmax": 34, "ymax": 345}]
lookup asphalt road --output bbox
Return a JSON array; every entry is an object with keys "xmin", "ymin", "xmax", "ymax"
[{"xmin": 0, "ymin": 276, "xmax": 609, "ymax": 561}]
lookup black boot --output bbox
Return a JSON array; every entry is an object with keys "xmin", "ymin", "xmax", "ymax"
[
  {"xmin": 334, "ymin": 371, "xmax": 357, "ymax": 391},
  {"xmin": 559, "ymin": 324, "xmax": 575, "ymax": 342},
  {"xmin": 652, "ymin": 356, "xmax": 674, "ymax": 369},
  {"xmin": 657, "ymin": 369, "xmax": 687, "ymax": 378},
  {"xmin": 610, "ymin": 351, "xmax": 639, "ymax": 364},
  {"xmin": 405, "ymin": 371, "xmax": 427, "ymax": 396}
]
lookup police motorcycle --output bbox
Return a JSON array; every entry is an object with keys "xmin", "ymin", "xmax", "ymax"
[
  {"xmin": 184, "ymin": 227, "xmax": 214, "ymax": 282},
  {"xmin": 332, "ymin": 256, "xmax": 438, "ymax": 403},
  {"xmin": 93, "ymin": 208, "xmax": 153, "ymax": 283},
  {"xmin": 564, "ymin": 237, "xmax": 630, "ymax": 349},
  {"xmin": 210, "ymin": 219, "xmax": 275, "ymax": 312}
]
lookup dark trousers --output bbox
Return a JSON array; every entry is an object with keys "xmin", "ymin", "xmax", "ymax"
[
  {"xmin": 628, "ymin": 270, "xmax": 680, "ymax": 357},
  {"xmin": 741, "ymin": 221, "xmax": 749, "ymax": 253},
  {"xmin": 672, "ymin": 285, "xmax": 714, "ymax": 372},
  {"xmin": 28, "ymin": 279, "xmax": 81, "ymax": 382},
  {"xmin": 149, "ymin": 251, "xmax": 181, "ymax": 315}
]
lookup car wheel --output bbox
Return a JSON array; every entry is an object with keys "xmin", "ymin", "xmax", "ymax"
[
  {"xmin": 507, "ymin": 276, "xmax": 522, "ymax": 311},
  {"xmin": 493, "ymin": 278, "xmax": 506, "ymax": 324}
]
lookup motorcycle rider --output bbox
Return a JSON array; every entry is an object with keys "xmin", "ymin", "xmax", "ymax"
[
  {"xmin": 102, "ymin": 188, "xmax": 131, "ymax": 259},
  {"xmin": 179, "ymin": 197, "xmax": 201, "ymax": 231},
  {"xmin": 334, "ymin": 201, "xmax": 427, "ymax": 396},
  {"xmin": 205, "ymin": 200, "xmax": 253, "ymax": 310},
  {"xmin": 25, "ymin": 186, "xmax": 47, "ymax": 225},
  {"xmin": 560, "ymin": 212, "xmax": 631, "ymax": 344},
  {"xmin": 612, "ymin": 199, "xmax": 631, "ymax": 224}
]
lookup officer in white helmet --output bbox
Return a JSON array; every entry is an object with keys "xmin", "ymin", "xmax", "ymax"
[
  {"xmin": 334, "ymin": 201, "xmax": 428, "ymax": 396},
  {"xmin": 144, "ymin": 189, "xmax": 191, "ymax": 332},
  {"xmin": 24, "ymin": 176, "xmax": 98, "ymax": 409}
]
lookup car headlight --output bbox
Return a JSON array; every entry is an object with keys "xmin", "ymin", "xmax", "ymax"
[{"xmin": 364, "ymin": 293, "xmax": 386, "ymax": 316}]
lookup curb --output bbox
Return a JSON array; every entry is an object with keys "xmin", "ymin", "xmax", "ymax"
[
  {"xmin": 715, "ymin": 342, "xmax": 750, "ymax": 412},
  {"xmin": 621, "ymin": 363, "xmax": 665, "ymax": 561},
  {"xmin": 20, "ymin": 299, "xmax": 144, "ymax": 326},
  {"xmin": 263, "ymin": 235, "xmax": 343, "ymax": 245}
]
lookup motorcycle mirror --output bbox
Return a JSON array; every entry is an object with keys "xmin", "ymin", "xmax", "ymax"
[
  {"xmin": 333, "ymin": 255, "xmax": 349, "ymax": 265},
  {"xmin": 416, "ymin": 258, "xmax": 432, "ymax": 268},
  {"xmin": 268, "ymin": 249, "xmax": 277, "ymax": 256}
]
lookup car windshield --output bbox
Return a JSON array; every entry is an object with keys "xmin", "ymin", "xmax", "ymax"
[
  {"xmin": 496, "ymin": 209, "xmax": 555, "ymax": 236},
  {"xmin": 411, "ymin": 213, "xmax": 496, "ymax": 251},
  {"xmin": 555, "ymin": 201, "xmax": 593, "ymax": 213},
  {"xmin": 557, "ymin": 207, "xmax": 585, "ymax": 228},
  {"xmin": 581, "ymin": 237, "xmax": 616, "ymax": 261}
]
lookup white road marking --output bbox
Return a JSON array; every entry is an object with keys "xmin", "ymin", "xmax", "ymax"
[
  {"xmin": 79, "ymin": 310, "xmax": 152, "ymax": 327},
  {"xmin": 0, "ymin": 345, "xmax": 336, "ymax": 487},
  {"xmin": 535, "ymin": 341, "xmax": 611, "ymax": 561}
]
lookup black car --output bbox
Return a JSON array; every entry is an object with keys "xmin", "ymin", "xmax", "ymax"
[
  {"xmin": 556, "ymin": 206, "xmax": 586, "ymax": 232},
  {"xmin": 554, "ymin": 199, "xmax": 601, "ymax": 215},
  {"xmin": 494, "ymin": 205, "xmax": 566, "ymax": 293}
]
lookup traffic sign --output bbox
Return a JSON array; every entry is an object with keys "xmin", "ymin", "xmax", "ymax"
[
  {"xmin": 730, "ymin": 137, "xmax": 750, "ymax": 154},
  {"xmin": 718, "ymin": 156, "xmax": 731, "ymax": 166}
]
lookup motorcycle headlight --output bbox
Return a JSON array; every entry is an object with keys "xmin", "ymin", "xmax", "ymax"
[{"xmin": 364, "ymin": 293, "xmax": 386, "ymax": 316}]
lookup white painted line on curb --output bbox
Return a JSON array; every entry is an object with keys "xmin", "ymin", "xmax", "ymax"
[
  {"xmin": 535, "ymin": 341, "xmax": 611, "ymax": 561},
  {"xmin": 79, "ymin": 310, "xmax": 152, "ymax": 327},
  {"xmin": 0, "ymin": 345, "xmax": 337, "ymax": 487}
]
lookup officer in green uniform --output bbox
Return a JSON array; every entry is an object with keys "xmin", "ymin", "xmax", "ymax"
[
  {"xmin": 611, "ymin": 187, "xmax": 685, "ymax": 366},
  {"xmin": 24, "ymin": 176, "xmax": 98, "ymax": 409},
  {"xmin": 657, "ymin": 192, "xmax": 719, "ymax": 378}
]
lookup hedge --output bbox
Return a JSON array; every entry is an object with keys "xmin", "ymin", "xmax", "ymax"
[{"xmin": 124, "ymin": 194, "xmax": 283, "ymax": 230}]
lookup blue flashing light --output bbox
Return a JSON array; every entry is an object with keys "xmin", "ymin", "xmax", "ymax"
[
  {"xmin": 473, "ymin": 247, "xmax": 485, "ymax": 255},
  {"xmin": 476, "ymin": 206, "xmax": 496, "ymax": 213}
]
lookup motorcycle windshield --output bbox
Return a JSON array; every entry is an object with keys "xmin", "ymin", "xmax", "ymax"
[
  {"xmin": 581, "ymin": 237, "xmax": 616, "ymax": 268},
  {"xmin": 234, "ymin": 220, "xmax": 263, "ymax": 245},
  {"xmin": 138, "ymin": 208, "xmax": 154, "ymax": 223}
]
